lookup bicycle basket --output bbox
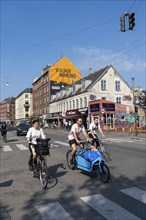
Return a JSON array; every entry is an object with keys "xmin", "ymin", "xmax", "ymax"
[{"xmin": 35, "ymin": 139, "xmax": 50, "ymax": 156}]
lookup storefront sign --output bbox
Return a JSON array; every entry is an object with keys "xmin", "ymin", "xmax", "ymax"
[
  {"xmin": 102, "ymin": 103, "xmax": 115, "ymax": 111},
  {"xmin": 90, "ymin": 104, "xmax": 100, "ymax": 112},
  {"xmin": 66, "ymin": 109, "xmax": 78, "ymax": 116}
]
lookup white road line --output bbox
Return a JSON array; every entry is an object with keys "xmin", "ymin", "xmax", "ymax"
[
  {"xmin": 81, "ymin": 194, "xmax": 140, "ymax": 220},
  {"xmin": 3, "ymin": 145, "xmax": 12, "ymax": 152},
  {"xmin": 120, "ymin": 187, "xmax": 146, "ymax": 204},
  {"xmin": 50, "ymin": 144, "xmax": 60, "ymax": 148},
  {"xmin": 54, "ymin": 141, "xmax": 69, "ymax": 146},
  {"xmin": 36, "ymin": 202, "xmax": 74, "ymax": 220},
  {"xmin": 16, "ymin": 144, "xmax": 28, "ymax": 150},
  {"xmin": 103, "ymin": 138, "xmax": 123, "ymax": 143}
]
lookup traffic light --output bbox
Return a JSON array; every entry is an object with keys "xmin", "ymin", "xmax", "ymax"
[
  {"xmin": 120, "ymin": 16, "xmax": 125, "ymax": 32},
  {"xmin": 129, "ymin": 13, "xmax": 135, "ymax": 30}
]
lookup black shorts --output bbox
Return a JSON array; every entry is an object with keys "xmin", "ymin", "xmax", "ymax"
[{"xmin": 69, "ymin": 138, "xmax": 81, "ymax": 146}]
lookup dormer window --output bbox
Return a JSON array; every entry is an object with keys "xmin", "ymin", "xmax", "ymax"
[
  {"xmin": 73, "ymin": 85, "xmax": 76, "ymax": 93},
  {"xmin": 81, "ymin": 80, "xmax": 85, "ymax": 91}
]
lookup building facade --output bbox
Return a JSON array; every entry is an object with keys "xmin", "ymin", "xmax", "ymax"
[
  {"xmin": 15, "ymin": 88, "xmax": 33, "ymax": 120},
  {"xmin": 32, "ymin": 56, "xmax": 82, "ymax": 116},
  {"xmin": 0, "ymin": 97, "xmax": 15, "ymax": 124},
  {"xmin": 49, "ymin": 65, "xmax": 133, "ymax": 127}
]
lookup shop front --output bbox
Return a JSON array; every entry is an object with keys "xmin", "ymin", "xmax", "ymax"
[{"xmin": 88, "ymin": 100, "xmax": 116, "ymax": 130}]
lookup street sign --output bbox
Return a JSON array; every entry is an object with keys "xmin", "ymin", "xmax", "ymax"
[{"xmin": 101, "ymin": 109, "xmax": 105, "ymax": 114}]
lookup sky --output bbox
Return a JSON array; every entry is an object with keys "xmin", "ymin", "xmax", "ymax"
[{"xmin": 0, "ymin": 0, "xmax": 146, "ymax": 101}]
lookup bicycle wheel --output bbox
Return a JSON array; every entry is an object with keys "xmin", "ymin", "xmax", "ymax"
[
  {"xmin": 100, "ymin": 144, "xmax": 111, "ymax": 161},
  {"xmin": 39, "ymin": 159, "xmax": 48, "ymax": 188},
  {"xmin": 66, "ymin": 150, "xmax": 75, "ymax": 170},
  {"xmin": 99, "ymin": 164, "xmax": 110, "ymax": 183}
]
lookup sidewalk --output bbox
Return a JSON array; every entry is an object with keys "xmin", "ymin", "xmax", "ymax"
[{"xmin": 46, "ymin": 127, "xmax": 146, "ymax": 139}]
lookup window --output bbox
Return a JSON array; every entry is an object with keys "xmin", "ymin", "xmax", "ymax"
[
  {"xmin": 69, "ymin": 101, "xmax": 71, "ymax": 110},
  {"xmin": 73, "ymin": 85, "xmax": 76, "ymax": 93},
  {"xmin": 81, "ymin": 81, "xmax": 85, "ymax": 90},
  {"xmin": 66, "ymin": 102, "xmax": 68, "ymax": 111},
  {"xmin": 80, "ymin": 98, "xmax": 83, "ymax": 108},
  {"xmin": 73, "ymin": 100, "xmax": 75, "ymax": 109},
  {"xmin": 84, "ymin": 97, "xmax": 87, "ymax": 107},
  {"xmin": 102, "ymin": 97, "xmax": 106, "ymax": 100},
  {"xmin": 116, "ymin": 97, "xmax": 121, "ymax": 104},
  {"xmin": 115, "ymin": 81, "xmax": 121, "ymax": 91},
  {"xmin": 101, "ymin": 80, "xmax": 106, "ymax": 91},
  {"xmin": 25, "ymin": 94, "xmax": 29, "ymax": 98},
  {"xmin": 76, "ymin": 99, "xmax": 79, "ymax": 109}
]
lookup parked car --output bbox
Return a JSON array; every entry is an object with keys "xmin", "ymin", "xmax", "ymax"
[{"xmin": 16, "ymin": 123, "xmax": 30, "ymax": 136}]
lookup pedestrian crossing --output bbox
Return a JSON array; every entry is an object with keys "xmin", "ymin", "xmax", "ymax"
[
  {"xmin": 0, "ymin": 137, "xmax": 144, "ymax": 152},
  {"xmin": 34, "ymin": 187, "xmax": 145, "ymax": 220}
]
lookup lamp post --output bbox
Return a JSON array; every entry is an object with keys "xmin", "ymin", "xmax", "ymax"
[{"xmin": 131, "ymin": 77, "xmax": 138, "ymax": 136}]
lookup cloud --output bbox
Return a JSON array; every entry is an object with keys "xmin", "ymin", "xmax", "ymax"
[{"xmin": 73, "ymin": 46, "xmax": 146, "ymax": 74}]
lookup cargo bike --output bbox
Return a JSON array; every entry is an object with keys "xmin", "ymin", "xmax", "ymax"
[{"xmin": 66, "ymin": 141, "xmax": 110, "ymax": 183}]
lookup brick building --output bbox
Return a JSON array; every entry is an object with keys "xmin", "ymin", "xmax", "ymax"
[{"xmin": 0, "ymin": 97, "xmax": 15, "ymax": 124}]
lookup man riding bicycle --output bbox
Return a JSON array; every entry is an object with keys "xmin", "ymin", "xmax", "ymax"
[
  {"xmin": 26, "ymin": 119, "xmax": 46, "ymax": 171},
  {"xmin": 1, "ymin": 122, "xmax": 7, "ymax": 142},
  {"xmin": 68, "ymin": 117, "xmax": 90, "ymax": 166},
  {"xmin": 88, "ymin": 117, "xmax": 104, "ymax": 149}
]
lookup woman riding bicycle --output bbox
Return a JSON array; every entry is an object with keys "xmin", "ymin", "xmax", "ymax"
[
  {"xmin": 26, "ymin": 119, "xmax": 46, "ymax": 171},
  {"xmin": 88, "ymin": 117, "xmax": 104, "ymax": 149},
  {"xmin": 68, "ymin": 117, "xmax": 90, "ymax": 166},
  {"xmin": 1, "ymin": 122, "xmax": 7, "ymax": 142}
]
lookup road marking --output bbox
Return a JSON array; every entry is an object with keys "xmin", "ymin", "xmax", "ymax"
[
  {"xmin": 36, "ymin": 202, "xmax": 74, "ymax": 220},
  {"xmin": 81, "ymin": 194, "xmax": 140, "ymax": 220},
  {"xmin": 3, "ymin": 145, "xmax": 12, "ymax": 152},
  {"xmin": 54, "ymin": 141, "xmax": 69, "ymax": 146},
  {"xmin": 50, "ymin": 144, "xmax": 60, "ymax": 148},
  {"xmin": 103, "ymin": 138, "xmax": 124, "ymax": 143},
  {"xmin": 16, "ymin": 144, "xmax": 28, "ymax": 150},
  {"xmin": 120, "ymin": 187, "xmax": 146, "ymax": 204}
]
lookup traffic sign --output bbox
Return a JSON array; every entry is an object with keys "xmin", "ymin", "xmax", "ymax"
[{"xmin": 101, "ymin": 109, "xmax": 105, "ymax": 114}]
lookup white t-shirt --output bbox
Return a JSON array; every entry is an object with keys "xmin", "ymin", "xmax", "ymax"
[
  {"xmin": 68, "ymin": 123, "xmax": 85, "ymax": 140},
  {"xmin": 88, "ymin": 122, "xmax": 100, "ymax": 135},
  {"xmin": 26, "ymin": 127, "xmax": 46, "ymax": 145}
]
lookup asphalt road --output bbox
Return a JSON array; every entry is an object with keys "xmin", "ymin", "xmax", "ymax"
[{"xmin": 0, "ymin": 128, "xmax": 146, "ymax": 220}]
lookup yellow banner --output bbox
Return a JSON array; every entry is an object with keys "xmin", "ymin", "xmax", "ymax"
[{"xmin": 49, "ymin": 56, "xmax": 82, "ymax": 84}]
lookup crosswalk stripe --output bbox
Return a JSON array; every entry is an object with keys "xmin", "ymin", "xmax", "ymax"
[
  {"xmin": 120, "ymin": 187, "xmax": 146, "ymax": 204},
  {"xmin": 81, "ymin": 194, "xmax": 141, "ymax": 220},
  {"xmin": 36, "ymin": 202, "xmax": 74, "ymax": 220},
  {"xmin": 54, "ymin": 141, "xmax": 69, "ymax": 146},
  {"xmin": 16, "ymin": 144, "xmax": 28, "ymax": 150},
  {"xmin": 3, "ymin": 145, "xmax": 12, "ymax": 152}
]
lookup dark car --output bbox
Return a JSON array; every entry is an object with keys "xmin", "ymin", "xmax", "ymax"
[{"xmin": 16, "ymin": 123, "xmax": 30, "ymax": 136}]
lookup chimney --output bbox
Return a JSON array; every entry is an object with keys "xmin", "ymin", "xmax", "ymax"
[
  {"xmin": 131, "ymin": 77, "xmax": 135, "ymax": 91},
  {"xmin": 89, "ymin": 67, "xmax": 92, "ymax": 75}
]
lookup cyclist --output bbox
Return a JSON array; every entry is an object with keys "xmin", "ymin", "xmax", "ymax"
[
  {"xmin": 1, "ymin": 122, "xmax": 7, "ymax": 142},
  {"xmin": 26, "ymin": 118, "xmax": 46, "ymax": 171},
  {"xmin": 88, "ymin": 117, "xmax": 104, "ymax": 149},
  {"xmin": 68, "ymin": 117, "xmax": 90, "ymax": 165}
]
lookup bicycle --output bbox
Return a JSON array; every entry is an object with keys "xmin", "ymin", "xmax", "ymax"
[
  {"xmin": 31, "ymin": 138, "xmax": 51, "ymax": 188},
  {"xmin": 66, "ymin": 141, "xmax": 110, "ymax": 183},
  {"xmin": 98, "ymin": 139, "xmax": 111, "ymax": 161}
]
